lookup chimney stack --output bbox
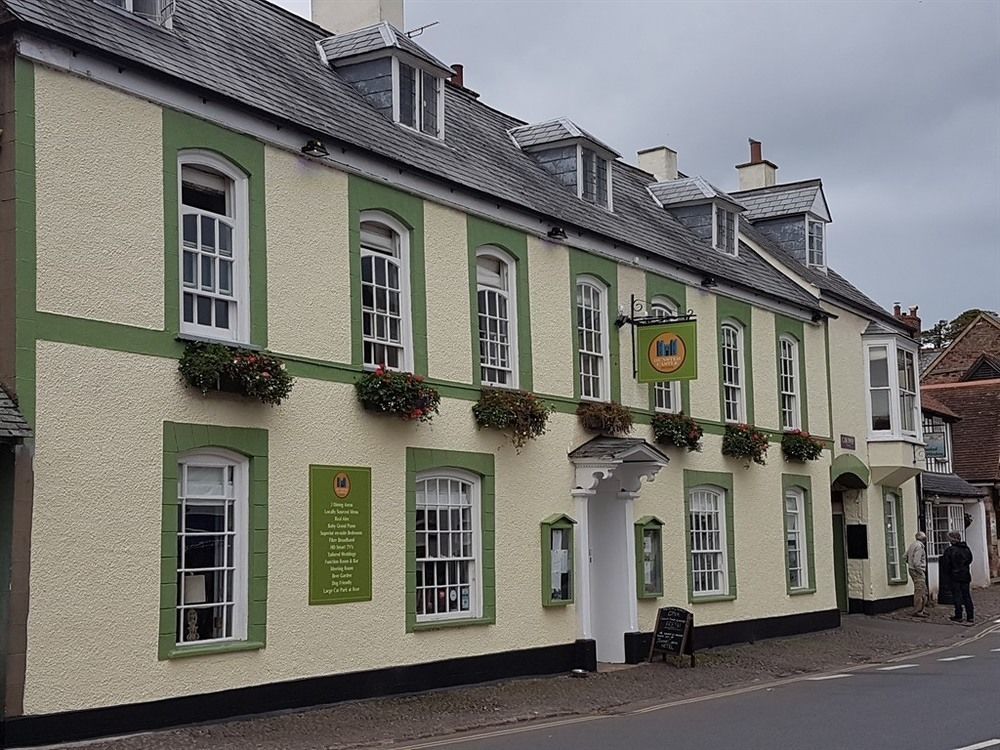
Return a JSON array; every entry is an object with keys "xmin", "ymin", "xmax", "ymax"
[
  {"xmin": 637, "ymin": 145, "xmax": 678, "ymax": 183},
  {"xmin": 735, "ymin": 138, "xmax": 778, "ymax": 190},
  {"xmin": 312, "ymin": 0, "xmax": 404, "ymax": 34},
  {"xmin": 450, "ymin": 63, "xmax": 464, "ymax": 89},
  {"xmin": 893, "ymin": 303, "xmax": 922, "ymax": 338}
]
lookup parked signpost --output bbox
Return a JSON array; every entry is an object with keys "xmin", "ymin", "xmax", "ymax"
[{"xmin": 648, "ymin": 606, "xmax": 695, "ymax": 667}]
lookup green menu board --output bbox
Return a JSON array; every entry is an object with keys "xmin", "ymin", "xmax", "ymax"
[{"xmin": 309, "ymin": 465, "xmax": 372, "ymax": 605}]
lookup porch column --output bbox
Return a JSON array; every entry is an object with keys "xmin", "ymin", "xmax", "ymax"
[
  {"xmin": 571, "ymin": 488, "xmax": 595, "ymax": 641},
  {"xmin": 619, "ymin": 489, "xmax": 640, "ymax": 633}
]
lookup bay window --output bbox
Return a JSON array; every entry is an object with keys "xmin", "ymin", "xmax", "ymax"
[{"xmin": 864, "ymin": 337, "xmax": 921, "ymax": 439}]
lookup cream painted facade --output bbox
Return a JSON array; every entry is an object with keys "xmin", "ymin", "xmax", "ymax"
[{"xmin": 4, "ymin": 49, "xmax": 921, "ymax": 735}]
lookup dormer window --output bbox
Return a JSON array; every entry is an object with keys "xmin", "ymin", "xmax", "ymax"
[
  {"xmin": 807, "ymin": 220, "xmax": 825, "ymax": 267},
  {"xmin": 714, "ymin": 206, "xmax": 738, "ymax": 255},
  {"xmin": 510, "ymin": 119, "xmax": 618, "ymax": 210},
  {"xmin": 319, "ymin": 23, "xmax": 452, "ymax": 140},
  {"xmin": 98, "ymin": 0, "xmax": 174, "ymax": 26}
]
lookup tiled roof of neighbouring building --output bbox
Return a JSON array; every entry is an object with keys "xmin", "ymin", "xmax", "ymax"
[
  {"xmin": 921, "ymin": 471, "xmax": 986, "ymax": 500},
  {"xmin": 0, "ymin": 387, "xmax": 31, "ymax": 441},
  {"xmin": 5, "ymin": 0, "xmax": 879, "ymax": 319},
  {"xmin": 923, "ymin": 381, "xmax": 1000, "ymax": 482}
]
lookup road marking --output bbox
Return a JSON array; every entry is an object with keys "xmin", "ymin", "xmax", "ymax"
[
  {"xmin": 806, "ymin": 673, "xmax": 852, "ymax": 680},
  {"xmin": 938, "ymin": 655, "xmax": 975, "ymax": 662},
  {"xmin": 953, "ymin": 740, "xmax": 1000, "ymax": 750},
  {"xmin": 876, "ymin": 663, "xmax": 917, "ymax": 671},
  {"xmin": 991, "ymin": 648, "xmax": 1000, "ymax": 653}
]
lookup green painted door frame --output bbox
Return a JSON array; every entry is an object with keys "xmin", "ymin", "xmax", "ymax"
[{"xmin": 832, "ymin": 512, "xmax": 849, "ymax": 613}]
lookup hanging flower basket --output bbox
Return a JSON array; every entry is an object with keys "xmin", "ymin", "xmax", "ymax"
[
  {"xmin": 576, "ymin": 401, "xmax": 633, "ymax": 435},
  {"xmin": 722, "ymin": 423, "xmax": 769, "ymax": 466},
  {"xmin": 651, "ymin": 412, "xmax": 703, "ymax": 452},
  {"xmin": 473, "ymin": 388, "xmax": 552, "ymax": 450},
  {"xmin": 179, "ymin": 342, "xmax": 294, "ymax": 406},
  {"xmin": 355, "ymin": 365, "xmax": 441, "ymax": 423},
  {"xmin": 781, "ymin": 430, "xmax": 824, "ymax": 462}
]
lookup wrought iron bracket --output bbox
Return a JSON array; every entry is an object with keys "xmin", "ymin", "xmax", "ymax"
[{"xmin": 616, "ymin": 295, "xmax": 696, "ymax": 379}]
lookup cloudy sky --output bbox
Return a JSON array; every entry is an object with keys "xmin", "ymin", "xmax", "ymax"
[{"xmin": 274, "ymin": 0, "xmax": 999, "ymax": 327}]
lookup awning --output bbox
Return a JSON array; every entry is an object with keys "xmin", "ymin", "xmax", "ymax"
[
  {"xmin": 0, "ymin": 387, "xmax": 31, "ymax": 444},
  {"xmin": 921, "ymin": 471, "xmax": 986, "ymax": 500}
]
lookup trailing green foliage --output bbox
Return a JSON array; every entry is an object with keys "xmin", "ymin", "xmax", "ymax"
[
  {"xmin": 473, "ymin": 388, "xmax": 552, "ymax": 450},
  {"xmin": 722, "ymin": 423, "xmax": 769, "ymax": 466},
  {"xmin": 179, "ymin": 342, "xmax": 294, "ymax": 406},
  {"xmin": 651, "ymin": 412, "xmax": 703, "ymax": 452},
  {"xmin": 781, "ymin": 430, "xmax": 824, "ymax": 462},
  {"xmin": 355, "ymin": 365, "xmax": 441, "ymax": 423},
  {"xmin": 576, "ymin": 401, "xmax": 633, "ymax": 435}
]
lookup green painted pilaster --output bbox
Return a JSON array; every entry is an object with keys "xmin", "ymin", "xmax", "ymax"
[
  {"xmin": 14, "ymin": 57, "xmax": 37, "ymax": 426},
  {"xmin": 569, "ymin": 249, "xmax": 620, "ymax": 402},
  {"xmin": 683, "ymin": 470, "xmax": 736, "ymax": 602},
  {"xmin": 348, "ymin": 175, "xmax": 428, "ymax": 375},
  {"xmin": 405, "ymin": 448, "xmax": 496, "ymax": 632},
  {"xmin": 466, "ymin": 216, "xmax": 533, "ymax": 390},
  {"xmin": 159, "ymin": 422, "xmax": 269, "ymax": 660},
  {"xmin": 716, "ymin": 296, "xmax": 754, "ymax": 424},
  {"xmin": 162, "ymin": 109, "xmax": 268, "ymax": 346}
]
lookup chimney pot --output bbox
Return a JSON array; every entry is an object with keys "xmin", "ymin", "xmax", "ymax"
[
  {"xmin": 451, "ymin": 63, "xmax": 464, "ymax": 88},
  {"xmin": 893, "ymin": 303, "xmax": 902, "ymax": 316},
  {"xmin": 749, "ymin": 138, "xmax": 762, "ymax": 164},
  {"xmin": 638, "ymin": 145, "xmax": 678, "ymax": 183}
]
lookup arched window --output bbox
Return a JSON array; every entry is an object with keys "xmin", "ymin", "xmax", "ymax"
[
  {"xmin": 476, "ymin": 247, "xmax": 518, "ymax": 388},
  {"xmin": 180, "ymin": 152, "xmax": 248, "ymax": 342},
  {"xmin": 689, "ymin": 485, "xmax": 728, "ymax": 596},
  {"xmin": 360, "ymin": 212, "xmax": 411, "ymax": 370},
  {"xmin": 778, "ymin": 335, "xmax": 800, "ymax": 430},
  {"xmin": 414, "ymin": 470, "xmax": 482, "ymax": 622},
  {"xmin": 784, "ymin": 487, "xmax": 808, "ymax": 590},
  {"xmin": 650, "ymin": 296, "xmax": 681, "ymax": 413},
  {"xmin": 720, "ymin": 321, "xmax": 746, "ymax": 423},
  {"xmin": 576, "ymin": 276, "xmax": 609, "ymax": 401},
  {"xmin": 175, "ymin": 449, "xmax": 249, "ymax": 646}
]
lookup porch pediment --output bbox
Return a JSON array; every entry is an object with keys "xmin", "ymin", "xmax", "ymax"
[{"xmin": 568, "ymin": 436, "xmax": 669, "ymax": 492}]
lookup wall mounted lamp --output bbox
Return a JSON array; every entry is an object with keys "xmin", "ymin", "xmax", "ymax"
[
  {"xmin": 700, "ymin": 275, "xmax": 718, "ymax": 288},
  {"xmin": 547, "ymin": 226, "xmax": 568, "ymax": 241},
  {"xmin": 301, "ymin": 139, "xmax": 329, "ymax": 157}
]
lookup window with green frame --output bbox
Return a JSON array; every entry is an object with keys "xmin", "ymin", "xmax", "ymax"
[
  {"xmin": 634, "ymin": 516, "xmax": 664, "ymax": 598},
  {"xmin": 883, "ymin": 487, "xmax": 907, "ymax": 585},
  {"xmin": 541, "ymin": 514, "xmax": 575, "ymax": 606}
]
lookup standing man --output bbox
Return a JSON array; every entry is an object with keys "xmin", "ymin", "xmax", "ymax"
[
  {"xmin": 940, "ymin": 531, "xmax": 974, "ymax": 624},
  {"xmin": 905, "ymin": 531, "xmax": 928, "ymax": 617}
]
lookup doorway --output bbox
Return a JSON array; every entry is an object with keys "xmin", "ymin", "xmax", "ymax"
[
  {"xmin": 831, "ymin": 491, "xmax": 849, "ymax": 613},
  {"xmin": 587, "ymin": 484, "xmax": 633, "ymax": 663}
]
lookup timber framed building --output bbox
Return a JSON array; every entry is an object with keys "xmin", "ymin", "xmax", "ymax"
[{"xmin": 0, "ymin": 0, "xmax": 926, "ymax": 744}]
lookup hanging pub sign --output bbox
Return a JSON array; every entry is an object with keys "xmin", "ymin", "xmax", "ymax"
[
  {"xmin": 309, "ymin": 465, "xmax": 373, "ymax": 605},
  {"xmin": 636, "ymin": 321, "xmax": 698, "ymax": 383}
]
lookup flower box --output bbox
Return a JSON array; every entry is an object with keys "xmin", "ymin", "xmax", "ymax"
[
  {"xmin": 722, "ymin": 423, "xmax": 769, "ymax": 466},
  {"xmin": 355, "ymin": 366, "xmax": 440, "ymax": 423},
  {"xmin": 179, "ymin": 342, "xmax": 294, "ymax": 406},
  {"xmin": 651, "ymin": 412, "xmax": 703, "ymax": 452},
  {"xmin": 576, "ymin": 401, "xmax": 633, "ymax": 436},
  {"xmin": 473, "ymin": 388, "xmax": 552, "ymax": 450},
  {"xmin": 781, "ymin": 430, "xmax": 824, "ymax": 462}
]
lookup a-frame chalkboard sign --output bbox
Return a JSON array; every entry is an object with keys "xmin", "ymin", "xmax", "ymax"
[{"xmin": 648, "ymin": 606, "xmax": 695, "ymax": 667}]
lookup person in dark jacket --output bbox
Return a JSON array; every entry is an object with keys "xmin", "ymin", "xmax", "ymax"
[{"xmin": 940, "ymin": 531, "xmax": 974, "ymax": 623}]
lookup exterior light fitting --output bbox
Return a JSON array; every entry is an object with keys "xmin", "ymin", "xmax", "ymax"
[
  {"xmin": 700, "ymin": 275, "xmax": 718, "ymax": 288},
  {"xmin": 547, "ymin": 226, "xmax": 567, "ymax": 240},
  {"xmin": 301, "ymin": 139, "xmax": 329, "ymax": 157}
]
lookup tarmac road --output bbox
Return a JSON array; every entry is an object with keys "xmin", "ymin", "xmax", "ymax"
[{"xmin": 397, "ymin": 621, "xmax": 1000, "ymax": 750}]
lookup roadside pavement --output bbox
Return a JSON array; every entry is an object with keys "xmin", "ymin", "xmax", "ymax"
[{"xmin": 66, "ymin": 586, "xmax": 1000, "ymax": 750}]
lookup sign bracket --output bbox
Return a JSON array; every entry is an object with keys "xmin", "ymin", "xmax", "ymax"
[{"xmin": 616, "ymin": 294, "xmax": 697, "ymax": 379}]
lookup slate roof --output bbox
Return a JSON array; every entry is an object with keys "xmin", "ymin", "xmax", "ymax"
[
  {"xmin": 920, "ymin": 348, "xmax": 943, "ymax": 374},
  {"xmin": 0, "ymin": 387, "xmax": 31, "ymax": 441},
  {"xmin": 2, "ymin": 0, "xmax": 827, "ymax": 316},
  {"xmin": 568, "ymin": 437, "xmax": 669, "ymax": 464},
  {"xmin": 508, "ymin": 117, "xmax": 621, "ymax": 157},
  {"xmin": 317, "ymin": 21, "xmax": 453, "ymax": 75},
  {"xmin": 921, "ymin": 471, "xmax": 986, "ymax": 500},
  {"xmin": 923, "ymin": 381, "xmax": 1000, "ymax": 482},
  {"xmin": 648, "ymin": 176, "xmax": 745, "ymax": 209},
  {"xmin": 730, "ymin": 180, "xmax": 825, "ymax": 221}
]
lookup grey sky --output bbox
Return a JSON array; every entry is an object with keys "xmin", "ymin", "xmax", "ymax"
[{"xmin": 272, "ymin": 0, "xmax": 1000, "ymax": 327}]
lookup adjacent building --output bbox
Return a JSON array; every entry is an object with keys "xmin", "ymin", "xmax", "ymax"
[{"xmin": 0, "ymin": 0, "xmax": 926, "ymax": 744}]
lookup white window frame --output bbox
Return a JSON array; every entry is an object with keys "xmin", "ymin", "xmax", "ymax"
[
  {"xmin": 175, "ymin": 449, "xmax": 249, "ymax": 647},
  {"xmin": 925, "ymin": 501, "xmax": 965, "ymax": 558},
  {"xmin": 721, "ymin": 320, "xmax": 746, "ymax": 423},
  {"xmin": 414, "ymin": 469, "xmax": 483, "ymax": 623},
  {"xmin": 778, "ymin": 335, "xmax": 801, "ymax": 431},
  {"xmin": 360, "ymin": 210, "xmax": 413, "ymax": 372},
  {"xmin": 884, "ymin": 491, "xmax": 903, "ymax": 582},
  {"xmin": 807, "ymin": 218, "xmax": 825, "ymax": 268},
  {"xmin": 577, "ymin": 147, "xmax": 612, "ymax": 209},
  {"xmin": 576, "ymin": 276, "xmax": 611, "ymax": 402},
  {"xmin": 178, "ymin": 151, "xmax": 250, "ymax": 344},
  {"xmin": 712, "ymin": 204, "xmax": 739, "ymax": 256},
  {"xmin": 863, "ymin": 336, "xmax": 922, "ymax": 441},
  {"xmin": 784, "ymin": 487, "xmax": 808, "ymax": 590},
  {"xmin": 475, "ymin": 246, "xmax": 518, "ymax": 388},
  {"xmin": 689, "ymin": 486, "xmax": 728, "ymax": 597},
  {"xmin": 650, "ymin": 297, "xmax": 681, "ymax": 413},
  {"xmin": 390, "ymin": 57, "xmax": 445, "ymax": 140}
]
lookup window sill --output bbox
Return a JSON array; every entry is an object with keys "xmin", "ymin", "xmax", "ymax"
[
  {"xmin": 689, "ymin": 593, "xmax": 736, "ymax": 604},
  {"xmin": 866, "ymin": 434, "xmax": 922, "ymax": 445},
  {"xmin": 637, "ymin": 591, "xmax": 663, "ymax": 600},
  {"xmin": 888, "ymin": 578, "xmax": 909, "ymax": 587},
  {"xmin": 163, "ymin": 639, "xmax": 264, "ymax": 661},
  {"xmin": 176, "ymin": 333, "xmax": 259, "ymax": 351},
  {"xmin": 788, "ymin": 587, "xmax": 817, "ymax": 597},
  {"xmin": 412, "ymin": 616, "xmax": 494, "ymax": 632},
  {"xmin": 543, "ymin": 599, "xmax": 574, "ymax": 608}
]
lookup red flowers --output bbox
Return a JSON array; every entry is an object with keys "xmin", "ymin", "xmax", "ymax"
[
  {"xmin": 356, "ymin": 368, "xmax": 441, "ymax": 423},
  {"xmin": 651, "ymin": 412, "xmax": 703, "ymax": 452}
]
